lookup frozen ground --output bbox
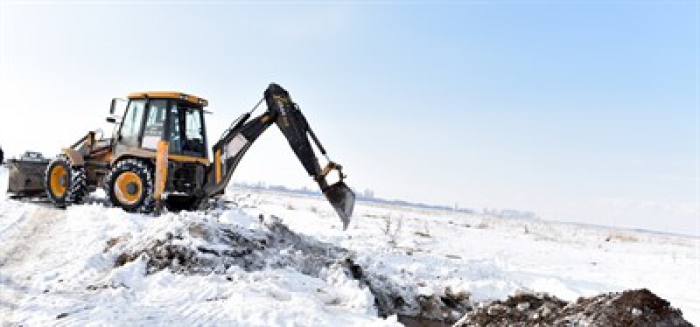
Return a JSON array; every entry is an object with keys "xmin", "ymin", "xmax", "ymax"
[
  {"xmin": 233, "ymin": 189, "xmax": 699, "ymax": 324},
  {"xmin": 0, "ymin": 166, "xmax": 698, "ymax": 326}
]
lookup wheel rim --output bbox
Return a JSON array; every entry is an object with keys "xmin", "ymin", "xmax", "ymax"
[
  {"xmin": 49, "ymin": 165, "xmax": 68, "ymax": 197},
  {"xmin": 114, "ymin": 172, "xmax": 143, "ymax": 205}
]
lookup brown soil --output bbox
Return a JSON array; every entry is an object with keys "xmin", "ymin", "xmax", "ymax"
[{"xmin": 455, "ymin": 289, "xmax": 693, "ymax": 327}]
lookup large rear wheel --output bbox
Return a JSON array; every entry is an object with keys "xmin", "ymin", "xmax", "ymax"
[
  {"xmin": 105, "ymin": 159, "xmax": 155, "ymax": 213},
  {"xmin": 44, "ymin": 155, "xmax": 88, "ymax": 206}
]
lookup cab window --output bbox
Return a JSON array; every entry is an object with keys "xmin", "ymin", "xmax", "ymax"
[
  {"xmin": 120, "ymin": 99, "xmax": 146, "ymax": 147},
  {"xmin": 168, "ymin": 106, "xmax": 182, "ymax": 154},
  {"xmin": 168, "ymin": 104, "xmax": 206, "ymax": 158},
  {"xmin": 183, "ymin": 108, "xmax": 205, "ymax": 157},
  {"xmin": 142, "ymin": 100, "xmax": 167, "ymax": 150}
]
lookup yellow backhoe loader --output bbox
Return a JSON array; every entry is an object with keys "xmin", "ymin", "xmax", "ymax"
[{"xmin": 7, "ymin": 84, "xmax": 355, "ymax": 228}]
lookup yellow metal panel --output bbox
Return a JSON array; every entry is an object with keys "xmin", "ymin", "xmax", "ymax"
[
  {"xmin": 214, "ymin": 149, "xmax": 222, "ymax": 184},
  {"xmin": 169, "ymin": 154, "xmax": 210, "ymax": 166},
  {"xmin": 110, "ymin": 146, "xmax": 156, "ymax": 166},
  {"xmin": 154, "ymin": 140, "xmax": 169, "ymax": 201},
  {"xmin": 61, "ymin": 148, "xmax": 85, "ymax": 166},
  {"xmin": 110, "ymin": 146, "xmax": 209, "ymax": 166},
  {"xmin": 127, "ymin": 91, "xmax": 209, "ymax": 107}
]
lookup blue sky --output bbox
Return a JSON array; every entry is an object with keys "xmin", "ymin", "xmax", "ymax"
[{"xmin": 0, "ymin": 1, "xmax": 697, "ymax": 235}]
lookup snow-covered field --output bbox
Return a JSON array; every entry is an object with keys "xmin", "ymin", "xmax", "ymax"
[
  {"xmin": 233, "ymin": 189, "xmax": 700, "ymax": 324},
  {"xmin": 0, "ymin": 166, "xmax": 698, "ymax": 326}
]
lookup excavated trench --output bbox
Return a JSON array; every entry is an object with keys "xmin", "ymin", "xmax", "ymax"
[{"xmin": 110, "ymin": 213, "xmax": 693, "ymax": 327}]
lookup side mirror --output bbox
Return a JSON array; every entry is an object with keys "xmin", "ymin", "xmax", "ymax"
[
  {"xmin": 110, "ymin": 98, "xmax": 117, "ymax": 115},
  {"xmin": 110, "ymin": 98, "xmax": 127, "ymax": 115},
  {"xmin": 106, "ymin": 117, "xmax": 117, "ymax": 124}
]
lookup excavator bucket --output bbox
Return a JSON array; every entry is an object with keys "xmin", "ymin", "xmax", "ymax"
[{"xmin": 323, "ymin": 181, "xmax": 355, "ymax": 230}]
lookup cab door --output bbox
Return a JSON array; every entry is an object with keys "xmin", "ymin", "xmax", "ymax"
[
  {"xmin": 117, "ymin": 99, "xmax": 146, "ymax": 148},
  {"xmin": 114, "ymin": 98, "xmax": 169, "ymax": 158},
  {"xmin": 141, "ymin": 100, "xmax": 168, "ymax": 150}
]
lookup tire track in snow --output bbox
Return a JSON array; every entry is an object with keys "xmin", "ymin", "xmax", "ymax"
[{"xmin": 0, "ymin": 205, "xmax": 68, "ymax": 323}]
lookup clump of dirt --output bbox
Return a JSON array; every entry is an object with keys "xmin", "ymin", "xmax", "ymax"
[
  {"xmin": 454, "ymin": 289, "xmax": 692, "ymax": 327},
  {"xmin": 112, "ymin": 214, "xmax": 349, "ymax": 277},
  {"xmin": 556, "ymin": 288, "xmax": 692, "ymax": 327},
  {"xmin": 129, "ymin": 226, "xmax": 269, "ymax": 274},
  {"xmin": 454, "ymin": 292, "xmax": 566, "ymax": 326}
]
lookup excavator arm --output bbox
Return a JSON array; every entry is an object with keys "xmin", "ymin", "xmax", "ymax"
[{"xmin": 204, "ymin": 84, "xmax": 355, "ymax": 229}]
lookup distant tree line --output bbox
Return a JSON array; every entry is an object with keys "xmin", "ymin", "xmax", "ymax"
[
  {"xmin": 230, "ymin": 181, "xmax": 475, "ymax": 213},
  {"xmin": 232, "ymin": 182, "xmax": 540, "ymax": 220}
]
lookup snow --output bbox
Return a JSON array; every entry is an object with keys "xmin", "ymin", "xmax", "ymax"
[
  {"xmin": 231, "ymin": 189, "xmax": 700, "ymax": 324},
  {"xmin": 0, "ymin": 165, "xmax": 6, "ymax": 198},
  {"xmin": 0, "ymin": 195, "xmax": 395, "ymax": 325},
  {"xmin": 0, "ymin": 167, "xmax": 698, "ymax": 325}
]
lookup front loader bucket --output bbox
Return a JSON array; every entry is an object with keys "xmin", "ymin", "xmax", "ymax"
[
  {"xmin": 7, "ymin": 155, "xmax": 49, "ymax": 198},
  {"xmin": 323, "ymin": 181, "xmax": 355, "ymax": 230}
]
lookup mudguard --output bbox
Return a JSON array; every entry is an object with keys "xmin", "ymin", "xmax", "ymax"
[{"xmin": 61, "ymin": 148, "xmax": 85, "ymax": 166}]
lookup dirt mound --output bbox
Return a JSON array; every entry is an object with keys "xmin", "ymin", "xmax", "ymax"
[
  {"xmin": 108, "ymin": 214, "xmax": 692, "ymax": 327},
  {"xmin": 112, "ymin": 214, "xmax": 349, "ymax": 278},
  {"xmin": 455, "ymin": 289, "xmax": 692, "ymax": 327}
]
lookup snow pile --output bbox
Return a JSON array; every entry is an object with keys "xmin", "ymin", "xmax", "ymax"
[
  {"xmin": 454, "ymin": 289, "xmax": 692, "ymax": 326},
  {"xmin": 106, "ymin": 210, "xmax": 376, "ymax": 311},
  {"xmin": 0, "ymin": 166, "xmax": 7, "ymax": 198},
  {"xmin": 0, "ymin": 203, "xmax": 398, "ymax": 326}
]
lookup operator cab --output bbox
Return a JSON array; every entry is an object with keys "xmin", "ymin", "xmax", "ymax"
[{"xmin": 113, "ymin": 92, "xmax": 209, "ymax": 160}]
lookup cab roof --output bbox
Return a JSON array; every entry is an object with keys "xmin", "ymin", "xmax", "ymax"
[{"xmin": 127, "ymin": 91, "xmax": 208, "ymax": 107}]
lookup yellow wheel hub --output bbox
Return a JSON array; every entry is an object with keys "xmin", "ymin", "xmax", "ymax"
[
  {"xmin": 49, "ymin": 165, "xmax": 68, "ymax": 197},
  {"xmin": 114, "ymin": 172, "xmax": 143, "ymax": 205}
]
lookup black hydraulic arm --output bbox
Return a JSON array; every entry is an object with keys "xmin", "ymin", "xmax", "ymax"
[
  {"xmin": 203, "ymin": 108, "xmax": 275, "ymax": 197},
  {"xmin": 264, "ymin": 84, "xmax": 327, "ymax": 186},
  {"xmin": 204, "ymin": 83, "xmax": 355, "ymax": 228}
]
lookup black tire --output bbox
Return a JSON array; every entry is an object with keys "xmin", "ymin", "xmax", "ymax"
[
  {"xmin": 44, "ymin": 154, "xmax": 89, "ymax": 206},
  {"xmin": 70, "ymin": 165, "xmax": 89, "ymax": 204},
  {"xmin": 105, "ymin": 159, "xmax": 155, "ymax": 213}
]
